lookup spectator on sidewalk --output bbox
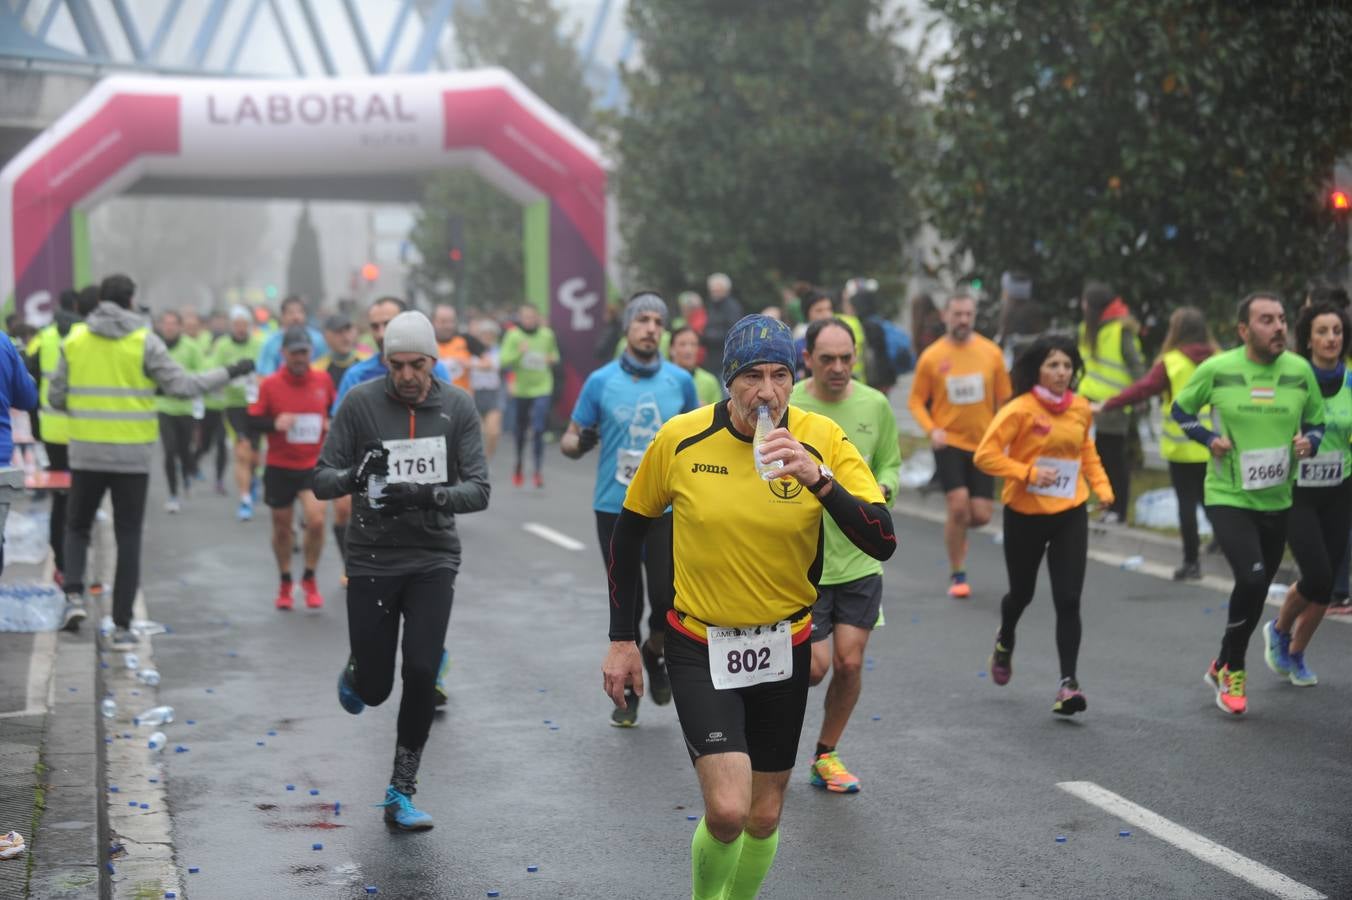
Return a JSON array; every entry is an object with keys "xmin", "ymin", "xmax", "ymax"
[{"xmin": 0, "ymin": 329, "xmax": 39, "ymax": 576}]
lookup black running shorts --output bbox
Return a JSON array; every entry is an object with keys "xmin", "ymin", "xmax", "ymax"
[
  {"xmin": 263, "ymin": 465, "xmax": 314, "ymax": 509},
  {"xmin": 933, "ymin": 446, "xmax": 995, "ymax": 498},
  {"xmin": 809, "ymin": 574, "xmax": 883, "ymax": 643},
  {"xmin": 665, "ymin": 626, "xmax": 810, "ymax": 772}
]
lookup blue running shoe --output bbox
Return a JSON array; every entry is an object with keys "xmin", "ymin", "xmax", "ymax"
[
  {"xmin": 337, "ymin": 662, "xmax": 364, "ymax": 715},
  {"xmin": 1262, "ymin": 620, "xmax": 1291, "ymax": 677},
  {"xmin": 434, "ymin": 649, "xmax": 450, "ymax": 708},
  {"xmin": 1288, "ymin": 651, "xmax": 1318, "ymax": 687},
  {"xmin": 378, "ymin": 786, "xmax": 433, "ymax": 831},
  {"xmin": 237, "ymin": 499, "xmax": 253, "ymax": 522}
]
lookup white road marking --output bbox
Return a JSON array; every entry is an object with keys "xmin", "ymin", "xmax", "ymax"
[
  {"xmin": 894, "ymin": 504, "xmax": 1350, "ymax": 625},
  {"xmin": 1057, "ymin": 781, "xmax": 1326, "ymax": 900},
  {"xmin": 0, "ymin": 620, "xmax": 57, "ymax": 719},
  {"xmin": 523, "ymin": 522, "xmax": 586, "ymax": 552}
]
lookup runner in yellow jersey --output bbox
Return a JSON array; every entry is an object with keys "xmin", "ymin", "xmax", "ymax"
[{"xmin": 602, "ymin": 315, "xmax": 896, "ymax": 900}]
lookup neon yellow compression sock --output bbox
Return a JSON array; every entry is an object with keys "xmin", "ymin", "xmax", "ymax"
[
  {"xmin": 690, "ymin": 818, "xmax": 743, "ymax": 900},
  {"xmin": 724, "ymin": 828, "xmax": 779, "ymax": 899}
]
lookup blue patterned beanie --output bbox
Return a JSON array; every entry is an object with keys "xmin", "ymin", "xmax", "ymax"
[{"xmin": 722, "ymin": 315, "xmax": 796, "ymax": 386}]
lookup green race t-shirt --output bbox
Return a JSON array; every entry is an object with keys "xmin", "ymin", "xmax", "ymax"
[
  {"xmin": 155, "ymin": 338, "xmax": 204, "ymax": 416},
  {"xmin": 501, "ymin": 326, "xmax": 559, "ymax": 398},
  {"xmin": 1299, "ymin": 372, "xmax": 1352, "ymax": 490},
  {"xmin": 210, "ymin": 331, "xmax": 265, "ymax": 408},
  {"xmin": 789, "ymin": 380, "xmax": 901, "ymax": 585},
  {"xmin": 691, "ymin": 367, "xmax": 722, "ymax": 406},
  {"xmin": 1173, "ymin": 347, "xmax": 1324, "ymax": 510}
]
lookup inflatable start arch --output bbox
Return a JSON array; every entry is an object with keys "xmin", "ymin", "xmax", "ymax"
[{"xmin": 0, "ymin": 68, "xmax": 607, "ymax": 407}]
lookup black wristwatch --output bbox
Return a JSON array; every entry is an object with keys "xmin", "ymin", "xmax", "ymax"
[
  {"xmin": 431, "ymin": 486, "xmax": 450, "ymax": 508},
  {"xmin": 807, "ymin": 464, "xmax": 834, "ymax": 495}
]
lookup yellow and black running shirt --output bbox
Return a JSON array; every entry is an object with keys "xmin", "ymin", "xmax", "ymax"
[{"xmin": 622, "ymin": 401, "xmax": 884, "ymax": 640}]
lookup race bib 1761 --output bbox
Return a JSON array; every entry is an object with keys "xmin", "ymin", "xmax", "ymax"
[{"xmin": 383, "ymin": 436, "xmax": 448, "ymax": 485}]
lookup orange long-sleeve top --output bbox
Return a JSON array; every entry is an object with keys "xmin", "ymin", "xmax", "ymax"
[
  {"xmin": 907, "ymin": 335, "xmax": 1012, "ymax": 451},
  {"xmin": 973, "ymin": 392, "xmax": 1113, "ymax": 515}
]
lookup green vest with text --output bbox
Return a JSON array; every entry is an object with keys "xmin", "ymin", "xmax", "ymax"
[
  {"xmin": 1160, "ymin": 350, "xmax": 1211, "ymax": 463},
  {"xmin": 1078, "ymin": 319, "xmax": 1138, "ymax": 402},
  {"xmin": 64, "ymin": 327, "xmax": 158, "ymax": 444}
]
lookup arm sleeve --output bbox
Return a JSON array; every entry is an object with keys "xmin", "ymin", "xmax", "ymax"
[
  {"xmin": 445, "ymin": 395, "xmax": 491, "ymax": 513},
  {"xmin": 1080, "ymin": 412, "xmax": 1113, "ymax": 501},
  {"xmin": 973, "ymin": 403, "xmax": 1038, "ymax": 484},
  {"xmin": 312, "ymin": 399, "xmax": 357, "ymax": 500},
  {"xmin": 906, "ymin": 355, "xmax": 936, "ymax": 433},
  {"xmin": 1170, "ymin": 360, "xmax": 1217, "ymax": 447},
  {"xmin": 872, "ymin": 397, "xmax": 902, "ymax": 496},
  {"xmin": 607, "ymin": 508, "xmax": 655, "ymax": 642},
  {"xmin": 1171, "ymin": 401, "xmax": 1219, "ymax": 448},
  {"xmin": 570, "ymin": 373, "xmax": 601, "ymax": 429},
  {"xmin": 144, "ymin": 333, "xmax": 229, "ymax": 398},
  {"xmin": 818, "ymin": 487, "xmax": 896, "ymax": 561},
  {"xmin": 1103, "ymin": 360, "xmax": 1168, "ymax": 411}
]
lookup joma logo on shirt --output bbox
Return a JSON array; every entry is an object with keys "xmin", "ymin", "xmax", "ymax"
[{"xmin": 691, "ymin": 463, "xmax": 729, "ymax": 474}]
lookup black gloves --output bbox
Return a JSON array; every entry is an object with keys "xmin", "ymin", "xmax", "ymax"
[
  {"xmin": 881, "ymin": 483, "xmax": 893, "ymax": 505},
  {"xmin": 346, "ymin": 440, "xmax": 389, "ymax": 494},
  {"xmin": 225, "ymin": 359, "xmax": 255, "ymax": 379},
  {"xmin": 576, "ymin": 426, "xmax": 600, "ymax": 455},
  {"xmin": 377, "ymin": 482, "xmax": 448, "ymax": 515}
]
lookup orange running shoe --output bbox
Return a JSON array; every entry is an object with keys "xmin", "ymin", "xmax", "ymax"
[
  {"xmin": 301, "ymin": 578, "xmax": 323, "ymax": 609},
  {"xmin": 274, "ymin": 583, "xmax": 294, "ymax": 611},
  {"xmin": 809, "ymin": 751, "xmax": 861, "ymax": 793},
  {"xmin": 947, "ymin": 573, "xmax": 971, "ymax": 599},
  {"xmin": 1205, "ymin": 661, "xmax": 1247, "ymax": 715}
]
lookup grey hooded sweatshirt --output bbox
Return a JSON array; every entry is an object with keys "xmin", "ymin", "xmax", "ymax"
[{"xmin": 49, "ymin": 302, "xmax": 232, "ymax": 474}]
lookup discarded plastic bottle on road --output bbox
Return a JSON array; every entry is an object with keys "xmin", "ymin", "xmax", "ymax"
[
  {"xmin": 147, "ymin": 732, "xmax": 166, "ymax": 752},
  {"xmin": 136, "ymin": 669, "xmax": 161, "ymax": 687},
  {"xmin": 1268, "ymin": 583, "xmax": 1289, "ymax": 598},
  {"xmin": 753, "ymin": 406, "xmax": 784, "ymax": 480},
  {"xmin": 100, "ymin": 697, "xmax": 116, "ymax": 719},
  {"xmin": 123, "ymin": 653, "xmax": 139, "ymax": 671},
  {"xmin": 133, "ymin": 706, "xmax": 174, "ymax": 727},
  {"xmin": 367, "ymin": 474, "xmax": 387, "ymax": 510},
  {"xmin": 1120, "ymin": 555, "xmax": 1145, "ymax": 571}
]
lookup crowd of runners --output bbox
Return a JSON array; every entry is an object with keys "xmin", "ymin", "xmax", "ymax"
[{"xmin": 6, "ymin": 268, "xmax": 1349, "ymax": 897}]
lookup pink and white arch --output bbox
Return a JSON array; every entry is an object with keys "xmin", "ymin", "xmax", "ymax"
[{"xmin": 1, "ymin": 68, "xmax": 608, "ymax": 407}]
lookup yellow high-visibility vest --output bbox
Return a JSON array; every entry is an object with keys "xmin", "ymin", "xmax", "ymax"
[
  {"xmin": 63, "ymin": 326, "xmax": 158, "ymax": 444},
  {"xmin": 25, "ymin": 322, "xmax": 87, "ymax": 445},
  {"xmin": 1160, "ymin": 349, "xmax": 1211, "ymax": 463},
  {"xmin": 1078, "ymin": 319, "xmax": 1139, "ymax": 402}
]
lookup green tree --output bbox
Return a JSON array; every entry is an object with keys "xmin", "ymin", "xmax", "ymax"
[
  {"xmin": 613, "ymin": 0, "xmax": 927, "ymax": 305},
  {"xmin": 410, "ymin": 0, "xmax": 595, "ymax": 311},
  {"xmin": 925, "ymin": 0, "xmax": 1352, "ymax": 336},
  {"xmin": 286, "ymin": 203, "xmax": 325, "ymax": 305}
]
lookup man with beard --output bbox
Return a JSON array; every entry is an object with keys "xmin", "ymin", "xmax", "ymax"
[
  {"xmin": 907, "ymin": 290, "xmax": 1011, "ymax": 598},
  {"xmin": 562, "ymin": 292, "xmax": 697, "ymax": 727}
]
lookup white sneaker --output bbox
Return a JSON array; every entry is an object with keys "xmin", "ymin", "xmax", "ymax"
[
  {"xmin": 0, "ymin": 831, "xmax": 25, "ymax": 859},
  {"xmin": 165, "ymin": 497, "xmax": 181, "ymax": 514}
]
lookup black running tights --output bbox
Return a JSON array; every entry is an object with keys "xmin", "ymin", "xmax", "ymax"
[
  {"xmin": 1169, "ymin": 461, "xmax": 1207, "ymax": 565},
  {"xmin": 999, "ymin": 504, "xmax": 1088, "ymax": 680},
  {"xmin": 346, "ymin": 568, "xmax": 455, "ymax": 752},
  {"xmin": 158, "ymin": 413, "xmax": 196, "ymax": 496},
  {"xmin": 1207, "ymin": 505, "xmax": 1287, "ymax": 671}
]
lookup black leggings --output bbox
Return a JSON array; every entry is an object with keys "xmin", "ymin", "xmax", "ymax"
[
  {"xmin": 195, "ymin": 409, "xmax": 228, "ymax": 481},
  {"xmin": 158, "ymin": 413, "xmax": 196, "ymax": 496},
  {"xmin": 999, "ymin": 504, "xmax": 1088, "ymax": 679},
  {"xmin": 512, "ymin": 396, "xmax": 550, "ymax": 474},
  {"xmin": 1095, "ymin": 432, "xmax": 1131, "ymax": 519},
  {"xmin": 1288, "ymin": 478, "xmax": 1352, "ymax": 606},
  {"xmin": 596, "ymin": 510, "xmax": 673, "ymax": 644},
  {"xmin": 64, "ymin": 471, "xmax": 149, "ymax": 628},
  {"xmin": 1207, "ymin": 505, "xmax": 1287, "ymax": 671},
  {"xmin": 44, "ymin": 442, "xmax": 68, "ymax": 574},
  {"xmin": 346, "ymin": 568, "xmax": 455, "ymax": 752},
  {"xmin": 1169, "ymin": 461, "xmax": 1206, "ymax": 565}
]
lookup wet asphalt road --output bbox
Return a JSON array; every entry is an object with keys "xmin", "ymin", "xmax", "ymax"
[{"xmin": 132, "ymin": 449, "xmax": 1352, "ymax": 900}]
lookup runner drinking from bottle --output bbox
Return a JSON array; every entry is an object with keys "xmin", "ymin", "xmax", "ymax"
[
  {"xmin": 1261, "ymin": 301, "xmax": 1352, "ymax": 687},
  {"xmin": 974, "ymin": 334, "xmax": 1112, "ymax": 715},
  {"xmin": 1170, "ymin": 292, "xmax": 1324, "ymax": 716}
]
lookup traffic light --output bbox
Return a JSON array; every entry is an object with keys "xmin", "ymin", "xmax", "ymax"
[
  {"xmin": 1332, "ymin": 189, "xmax": 1350, "ymax": 212},
  {"xmin": 360, "ymin": 262, "xmax": 379, "ymax": 282},
  {"xmin": 446, "ymin": 215, "xmax": 466, "ymax": 302},
  {"xmin": 1327, "ymin": 189, "xmax": 1350, "ymax": 281}
]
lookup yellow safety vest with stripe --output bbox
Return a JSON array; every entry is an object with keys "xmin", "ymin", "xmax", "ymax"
[
  {"xmin": 839, "ymin": 314, "xmax": 867, "ymax": 379},
  {"xmin": 63, "ymin": 327, "xmax": 158, "ymax": 444},
  {"xmin": 1160, "ymin": 349, "xmax": 1211, "ymax": 463},
  {"xmin": 26, "ymin": 322, "xmax": 87, "ymax": 445},
  {"xmin": 1077, "ymin": 319, "xmax": 1140, "ymax": 402}
]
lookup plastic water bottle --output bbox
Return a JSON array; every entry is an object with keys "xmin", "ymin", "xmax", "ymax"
[
  {"xmin": 136, "ymin": 669, "xmax": 161, "ymax": 687},
  {"xmin": 133, "ymin": 706, "xmax": 174, "ymax": 727},
  {"xmin": 752, "ymin": 406, "xmax": 783, "ymax": 480},
  {"xmin": 367, "ymin": 475, "xmax": 387, "ymax": 510},
  {"xmin": 147, "ymin": 732, "xmax": 166, "ymax": 752},
  {"xmin": 100, "ymin": 697, "xmax": 117, "ymax": 719},
  {"xmin": 123, "ymin": 653, "xmax": 139, "ymax": 671},
  {"xmin": 1120, "ymin": 555, "xmax": 1145, "ymax": 571}
]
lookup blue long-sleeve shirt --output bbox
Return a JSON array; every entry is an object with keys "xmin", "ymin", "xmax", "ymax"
[{"xmin": 0, "ymin": 334, "xmax": 39, "ymax": 461}]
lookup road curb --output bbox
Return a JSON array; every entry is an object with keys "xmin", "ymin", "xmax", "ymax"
[{"xmin": 28, "ymin": 628, "xmax": 107, "ymax": 900}]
